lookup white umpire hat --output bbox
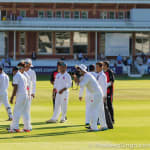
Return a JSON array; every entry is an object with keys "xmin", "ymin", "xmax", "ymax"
[
  {"xmin": 75, "ymin": 64, "xmax": 87, "ymax": 72},
  {"xmin": 25, "ymin": 58, "xmax": 33, "ymax": 67}
]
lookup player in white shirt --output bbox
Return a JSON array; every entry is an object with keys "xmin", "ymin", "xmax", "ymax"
[
  {"xmin": 79, "ymin": 64, "xmax": 97, "ymax": 127},
  {"xmin": 0, "ymin": 66, "xmax": 13, "ymax": 121},
  {"xmin": 24, "ymin": 59, "xmax": 36, "ymax": 129},
  {"xmin": 75, "ymin": 64, "xmax": 107, "ymax": 131},
  {"xmin": 8, "ymin": 66, "xmax": 31, "ymax": 133},
  {"xmin": 47, "ymin": 62, "xmax": 72, "ymax": 123},
  {"xmin": 18, "ymin": 62, "xmax": 32, "ymax": 130},
  {"xmin": 24, "ymin": 58, "xmax": 36, "ymax": 99},
  {"xmin": 96, "ymin": 62, "xmax": 113, "ymax": 129}
]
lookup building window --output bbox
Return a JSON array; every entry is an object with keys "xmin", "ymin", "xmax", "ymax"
[
  {"xmin": 38, "ymin": 11, "xmax": 45, "ymax": 18},
  {"xmin": 19, "ymin": 32, "xmax": 26, "ymax": 54},
  {"xmin": 20, "ymin": 10, "xmax": 26, "ymax": 17},
  {"xmin": 136, "ymin": 33, "xmax": 150, "ymax": 55},
  {"xmin": 109, "ymin": 12, "xmax": 115, "ymax": 19},
  {"xmin": 73, "ymin": 32, "xmax": 88, "ymax": 53},
  {"xmin": 55, "ymin": 32, "xmax": 70, "ymax": 54},
  {"xmin": 118, "ymin": 12, "xmax": 124, "ymax": 19},
  {"xmin": 38, "ymin": 32, "xmax": 52, "ymax": 54},
  {"xmin": 100, "ymin": 11, "xmax": 107, "ymax": 19},
  {"xmin": 46, "ymin": 11, "xmax": 53, "ymax": 18},
  {"xmin": 64, "ymin": 11, "xmax": 71, "ymax": 19},
  {"xmin": 74, "ymin": 11, "xmax": 80, "ymax": 19},
  {"xmin": 56, "ymin": 11, "xmax": 62, "ymax": 18},
  {"xmin": 81, "ymin": 11, "xmax": 88, "ymax": 19}
]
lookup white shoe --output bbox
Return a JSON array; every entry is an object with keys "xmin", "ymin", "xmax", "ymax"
[
  {"xmin": 46, "ymin": 119, "xmax": 57, "ymax": 123},
  {"xmin": 60, "ymin": 119, "xmax": 66, "ymax": 123}
]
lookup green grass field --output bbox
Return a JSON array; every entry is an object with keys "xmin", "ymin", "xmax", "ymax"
[{"xmin": 0, "ymin": 75, "xmax": 150, "ymax": 150}]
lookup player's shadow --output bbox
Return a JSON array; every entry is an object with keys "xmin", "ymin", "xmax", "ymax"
[
  {"xmin": 31, "ymin": 122, "xmax": 48, "ymax": 126},
  {"xmin": 33, "ymin": 124, "xmax": 85, "ymax": 130},
  {"xmin": 0, "ymin": 128, "xmax": 88, "ymax": 140}
]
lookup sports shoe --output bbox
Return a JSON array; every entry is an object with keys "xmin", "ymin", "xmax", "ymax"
[
  {"xmin": 21, "ymin": 129, "xmax": 31, "ymax": 133},
  {"xmin": 65, "ymin": 116, "xmax": 67, "ymax": 120},
  {"xmin": 7, "ymin": 118, "xmax": 12, "ymax": 121},
  {"xmin": 60, "ymin": 119, "xmax": 66, "ymax": 123},
  {"xmin": 46, "ymin": 119, "xmax": 57, "ymax": 123},
  {"xmin": 99, "ymin": 127, "xmax": 108, "ymax": 131},
  {"xmin": 85, "ymin": 123, "xmax": 90, "ymax": 129},
  {"xmin": 8, "ymin": 129, "xmax": 20, "ymax": 133},
  {"xmin": 87, "ymin": 128, "xmax": 99, "ymax": 132},
  {"xmin": 85, "ymin": 123, "xmax": 90, "ymax": 126}
]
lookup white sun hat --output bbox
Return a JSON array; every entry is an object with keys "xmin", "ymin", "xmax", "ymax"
[
  {"xmin": 25, "ymin": 58, "xmax": 33, "ymax": 67},
  {"xmin": 76, "ymin": 64, "xmax": 87, "ymax": 72}
]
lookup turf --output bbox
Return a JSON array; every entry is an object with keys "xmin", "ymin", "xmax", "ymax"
[{"xmin": 0, "ymin": 76, "xmax": 150, "ymax": 150}]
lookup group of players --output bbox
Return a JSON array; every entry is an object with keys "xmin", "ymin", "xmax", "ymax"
[
  {"xmin": 0, "ymin": 59, "xmax": 36, "ymax": 133},
  {"xmin": 47, "ymin": 61, "xmax": 115, "ymax": 131},
  {"xmin": 0, "ymin": 59, "xmax": 114, "ymax": 132}
]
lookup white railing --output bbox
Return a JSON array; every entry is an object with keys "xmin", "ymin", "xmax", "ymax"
[{"xmin": 0, "ymin": 17, "xmax": 150, "ymax": 31}]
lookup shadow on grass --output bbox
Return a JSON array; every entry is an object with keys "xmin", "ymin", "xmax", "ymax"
[
  {"xmin": 33, "ymin": 124, "xmax": 85, "ymax": 131},
  {"xmin": 0, "ymin": 125, "xmax": 87, "ymax": 140}
]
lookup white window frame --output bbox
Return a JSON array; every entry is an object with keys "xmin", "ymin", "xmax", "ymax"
[
  {"xmin": 20, "ymin": 10, "xmax": 26, "ymax": 17},
  {"xmin": 81, "ymin": 11, "xmax": 88, "ymax": 19},
  {"xmin": 73, "ymin": 11, "xmax": 80, "ymax": 19},
  {"xmin": 64, "ymin": 11, "xmax": 71, "ymax": 19},
  {"xmin": 56, "ymin": 11, "xmax": 62, "ymax": 18},
  {"xmin": 118, "ymin": 11, "xmax": 125, "ymax": 19},
  {"xmin": 109, "ymin": 11, "xmax": 116, "ymax": 19},
  {"xmin": 46, "ymin": 11, "xmax": 53, "ymax": 18},
  {"xmin": 38, "ymin": 10, "xmax": 45, "ymax": 18},
  {"xmin": 100, "ymin": 11, "xmax": 107, "ymax": 19}
]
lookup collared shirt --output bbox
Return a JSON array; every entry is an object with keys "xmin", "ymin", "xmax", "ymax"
[
  {"xmin": 80, "ymin": 72, "xmax": 98, "ymax": 97},
  {"xmin": 79, "ymin": 72, "xmax": 103, "ymax": 98},
  {"xmin": 26, "ymin": 68, "xmax": 36, "ymax": 94},
  {"xmin": 0, "ymin": 72, "xmax": 9, "ymax": 95},
  {"xmin": 13, "ymin": 71, "xmax": 28, "ymax": 96},
  {"xmin": 54, "ymin": 72, "xmax": 72, "ymax": 92},
  {"xmin": 97, "ymin": 71, "xmax": 107, "ymax": 97}
]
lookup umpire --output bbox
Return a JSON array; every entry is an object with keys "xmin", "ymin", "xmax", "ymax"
[{"xmin": 103, "ymin": 61, "xmax": 115, "ymax": 124}]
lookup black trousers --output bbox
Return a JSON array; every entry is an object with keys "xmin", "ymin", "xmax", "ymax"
[
  {"xmin": 52, "ymin": 92, "xmax": 56, "ymax": 111},
  {"xmin": 104, "ymin": 102, "xmax": 113, "ymax": 129},
  {"xmin": 107, "ymin": 93, "xmax": 114, "ymax": 123}
]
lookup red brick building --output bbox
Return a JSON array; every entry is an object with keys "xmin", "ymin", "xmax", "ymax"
[{"xmin": 0, "ymin": 0, "xmax": 150, "ymax": 60}]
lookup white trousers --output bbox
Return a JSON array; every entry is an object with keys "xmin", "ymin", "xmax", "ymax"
[
  {"xmin": 85, "ymin": 94, "xmax": 91, "ymax": 124},
  {"xmin": 89, "ymin": 93, "xmax": 107, "ymax": 130},
  {"xmin": 0, "ymin": 92, "xmax": 12, "ymax": 118},
  {"xmin": 23, "ymin": 95, "xmax": 32, "ymax": 129},
  {"xmin": 10, "ymin": 94, "xmax": 30, "ymax": 130},
  {"xmin": 51, "ymin": 91, "xmax": 69, "ymax": 121}
]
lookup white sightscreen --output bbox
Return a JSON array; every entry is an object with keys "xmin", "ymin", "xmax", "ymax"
[{"xmin": 105, "ymin": 33, "xmax": 130, "ymax": 56}]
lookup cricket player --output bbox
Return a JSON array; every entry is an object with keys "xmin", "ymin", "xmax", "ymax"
[
  {"xmin": 80, "ymin": 64, "xmax": 97, "ymax": 127},
  {"xmin": 96, "ymin": 62, "xmax": 113, "ymax": 129},
  {"xmin": 47, "ymin": 62, "xmax": 72, "ymax": 123},
  {"xmin": 0, "ymin": 65, "xmax": 13, "ymax": 121},
  {"xmin": 18, "ymin": 62, "xmax": 32, "ymax": 130},
  {"xmin": 8, "ymin": 66, "xmax": 30, "ymax": 133},
  {"xmin": 50, "ymin": 61, "xmax": 62, "ymax": 111},
  {"xmin": 24, "ymin": 58, "xmax": 36, "ymax": 99},
  {"xmin": 75, "ymin": 64, "xmax": 107, "ymax": 131},
  {"xmin": 103, "ymin": 61, "xmax": 115, "ymax": 123}
]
